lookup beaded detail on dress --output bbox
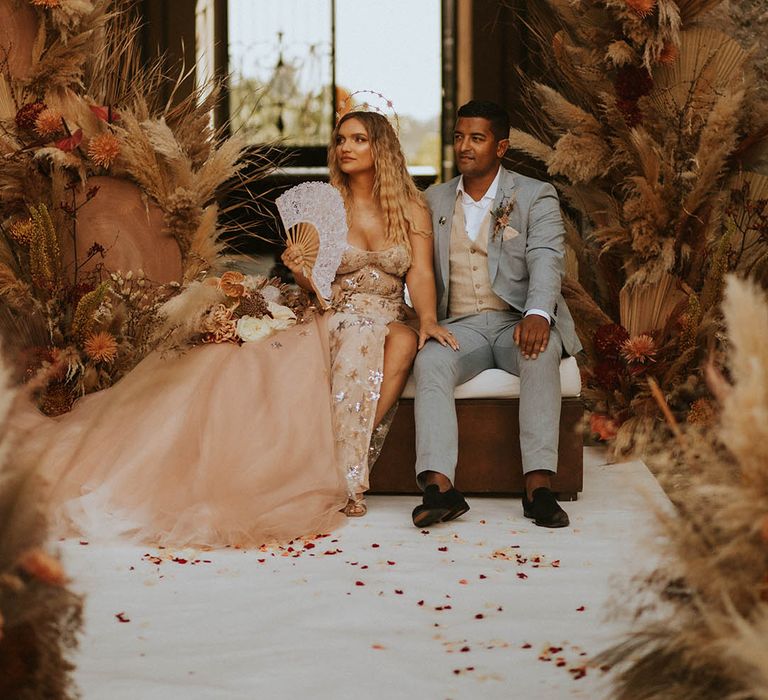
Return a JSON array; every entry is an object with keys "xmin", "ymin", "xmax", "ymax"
[{"xmin": 327, "ymin": 243, "xmax": 411, "ymax": 498}]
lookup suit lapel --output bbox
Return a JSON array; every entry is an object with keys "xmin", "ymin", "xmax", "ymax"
[
  {"xmin": 435, "ymin": 178, "xmax": 459, "ymax": 293},
  {"xmin": 487, "ymin": 168, "xmax": 516, "ymax": 283}
]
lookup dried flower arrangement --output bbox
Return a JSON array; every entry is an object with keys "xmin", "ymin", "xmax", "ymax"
[
  {"xmin": 0, "ymin": 1, "xmax": 276, "ymax": 414},
  {"xmin": 157, "ymin": 272, "xmax": 305, "ymax": 348},
  {"xmin": 507, "ymin": 0, "xmax": 768, "ymax": 453},
  {"xmin": 0, "ymin": 349, "xmax": 83, "ymax": 698},
  {"xmin": 597, "ymin": 276, "xmax": 768, "ymax": 699}
]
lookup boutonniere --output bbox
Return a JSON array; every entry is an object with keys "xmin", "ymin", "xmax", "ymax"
[{"xmin": 492, "ymin": 194, "xmax": 516, "ymax": 240}]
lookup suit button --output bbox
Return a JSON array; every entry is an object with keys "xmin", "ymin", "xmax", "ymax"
[{"xmin": 472, "ymin": 266, "xmax": 478, "ymax": 271}]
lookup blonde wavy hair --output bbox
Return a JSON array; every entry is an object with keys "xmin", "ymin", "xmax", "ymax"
[{"xmin": 328, "ymin": 111, "xmax": 430, "ymax": 249}]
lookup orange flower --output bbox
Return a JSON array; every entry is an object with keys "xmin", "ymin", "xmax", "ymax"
[
  {"xmin": 34, "ymin": 108, "xmax": 64, "ymax": 137},
  {"xmin": 84, "ymin": 331, "xmax": 118, "ymax": 363},
  {"xmin": 658, "ymin": 41, "xmax": 679, "ymax": 64},
  {"xmin": 88, "ymin": 133, "xmax": 121, "ymax": 168},
  {"xmin": 219, "ymin": 270, "xmax": 246, "ymax": 297},
  {"xmin": 621, "ymin": 334, "xmax": 657, "ymax": 364},
  {"xmin": 625, "ymin": 0, "xmax": 656, "ymax": 17},
  {"xmin": 17, "ymin": 548, "xmax": 66, "ymax": 586},
  {"xmin": 590, "ymin": 413, "xmax": 619, "ymax": 441}
]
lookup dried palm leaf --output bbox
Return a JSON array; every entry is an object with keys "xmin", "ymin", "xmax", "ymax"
[
  {"xmin": 649, "ymin": 28, "xmax": 748, "ymax": 118},
  {"xmin": 619, "ymin": 272, "xmax": 688, "ymax": 335},
  {"xmin": 675, "ymin": 0, "xmax": 726, "ymax": 24}
]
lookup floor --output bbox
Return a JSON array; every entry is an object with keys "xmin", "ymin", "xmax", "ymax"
[{"xmin": 60, "ymin": 448, "xmax": 669, "ymax": 699}]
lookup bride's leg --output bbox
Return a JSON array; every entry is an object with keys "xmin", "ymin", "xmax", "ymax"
[{"xmin": 374, "ymin": 323, "xmax": 417, "ymax": 428}]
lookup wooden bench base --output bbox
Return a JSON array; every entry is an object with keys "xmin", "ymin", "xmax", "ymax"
[{"xmin": 369, "ymin": 397, "xmax": 584, "ymax": 499}]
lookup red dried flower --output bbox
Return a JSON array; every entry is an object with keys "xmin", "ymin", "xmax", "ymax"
[
  {"xmin": 625, "ymin": 0, "xmax": 656, "ymax": 17},
  {"xmin": 55, "ymin": 128, "xmax": 83, "ymax": 152},
  {"xmin": 615, "ymin": 65, "xmax": 654, "ymax": 102},
  {"xmin": 15, "ymin": 101, "xmax": 46, "ymax": 131},
  {"xmin": 89, "ymin": 104, "xmax": 121, "ymax": 123},
  {"xmin": 593, "ymin": 359, "xmax": 623, "ymax": 391},
  {"xmin": 593, "ymin": 323, "xmax": 630, "ymax": 360}
]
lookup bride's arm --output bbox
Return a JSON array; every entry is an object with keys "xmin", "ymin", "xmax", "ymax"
[{"xmin": 405, "ymin": 202, "xmax": 459, "ymax": 351}]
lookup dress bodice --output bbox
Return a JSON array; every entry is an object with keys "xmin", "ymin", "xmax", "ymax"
[{"xmin": 330, "ymin": 243, "xmax": 411, "ymax": 320}]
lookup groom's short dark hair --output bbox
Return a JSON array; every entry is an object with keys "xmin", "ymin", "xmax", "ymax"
[{"xmin": 457, "ymin": 100, "xmax": 510, "ymax": 142}]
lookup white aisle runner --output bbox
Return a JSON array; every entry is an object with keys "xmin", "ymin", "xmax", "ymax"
[{"xmin": 60, "ymin": 449, "xmax": 668, "ymax": 699}]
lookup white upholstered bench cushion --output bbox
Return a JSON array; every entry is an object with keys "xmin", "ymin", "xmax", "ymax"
[{"xmin": 400, "ymin": 356, "xmax": 581, "ymax": 400}]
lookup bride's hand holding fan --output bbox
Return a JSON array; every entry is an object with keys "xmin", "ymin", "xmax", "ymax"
[{"xmin": 276, "ymin": 182, "xmax": 347, "ymax": 309}]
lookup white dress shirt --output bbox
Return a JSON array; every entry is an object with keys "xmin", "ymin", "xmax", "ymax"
[{"xmin": 456, "ymin": 169, "xmax": 550, "ymax": 323}]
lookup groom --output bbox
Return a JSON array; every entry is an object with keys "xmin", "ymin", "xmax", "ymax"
[{"xmin": 412, "ymin": 100, "xmax": 581, "ymax": 529}]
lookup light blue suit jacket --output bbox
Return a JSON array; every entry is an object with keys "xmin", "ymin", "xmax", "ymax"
[{"xmin": 424, "ymin": 167, "xmax": 581, "ymax": 357}]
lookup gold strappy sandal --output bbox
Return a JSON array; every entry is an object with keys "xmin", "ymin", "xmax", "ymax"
[{"xmin": 342, "ymin": 495, "xmax": 367, "ymax": 517}]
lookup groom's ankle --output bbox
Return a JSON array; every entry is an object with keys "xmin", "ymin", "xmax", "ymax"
[{"xmin": 418, "ymin": 470, "xmax": 454, "ymax": 493}]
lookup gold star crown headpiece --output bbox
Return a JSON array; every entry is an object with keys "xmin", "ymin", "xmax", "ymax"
[{"xmin": 335, "ymin": 90, "xmax": 400, "ymax": 135}]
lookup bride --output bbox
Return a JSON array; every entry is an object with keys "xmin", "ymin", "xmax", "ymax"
[{"xmin": 15, "ymin": 110, "xmax": 454, "ymax": 547}]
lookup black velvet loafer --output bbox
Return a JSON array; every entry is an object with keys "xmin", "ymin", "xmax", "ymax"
[
  {"xmin": 412, "ymin": 484, "xmax": 470, "ymax": 528},
  {"xmin": 522, "ymin": 487, "xmax": 570, "ymax": 528}
]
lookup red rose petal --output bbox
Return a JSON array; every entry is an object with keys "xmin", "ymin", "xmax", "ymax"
[
  {"xmin": 522, "ymin": 643, "xmax": 532, "ymax": 649},
  {"xmin": 517, "ymin": 572, "xmax": 528, "ymax": 579},
  {"xmin": 115, "ymin": 612, "xmax": 130, "ymax": 623},
  {"xmin": 438, "ymin": 546, "xmax": 448, "ymax": 552},
  {"xmin": 474, "ymin": 613, "xmax": 484, "ymax": 619},
  {"xmin": 386, "ymin": 561, "xmax": 396, "ymax": 566},
  {"xmin": 479, "ymin": 574, "xmax": 487, "ymax": 579},
  {"xmin": 417, "ymin": 600, "xmax": 424, "ymax": 606},
  {"xmin": 395, "ymin": 589, "xmax": 403, "ymax": 595},
  {"xmin": 371, "ymin": 543, "xmax": 380, "ymax": 548},
  {"xmin": 576, "ymin": 605, "xmax": 586, "ymax": 612},
  {"xmin": 355, "ymin": 581, "xmax": 365, "ymax": 586},
  {"xmin": 460, "ymin": 646, "xmax": 470, "ymax": 652},
  {"xmin": 304, "ymin": 542, "xmax": 315, "ymax": 549}
]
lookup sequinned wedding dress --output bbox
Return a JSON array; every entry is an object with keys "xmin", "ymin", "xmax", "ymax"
[{"xmin": 15, "ymin": 243, "xmax": 413, "ymax": 547}]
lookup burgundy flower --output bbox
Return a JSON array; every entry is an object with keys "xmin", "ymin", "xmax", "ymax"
[{"xmin": 593, "ymin": 323, "xmax": 630, "ymax": 360}]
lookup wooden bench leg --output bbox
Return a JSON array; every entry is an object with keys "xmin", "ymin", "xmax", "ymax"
[{"xmin": 555, "ymin": 492, "xmax": 578, "ymax": 502}]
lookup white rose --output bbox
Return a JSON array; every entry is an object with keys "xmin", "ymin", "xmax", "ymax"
[
  {"xmin": 236, "ymin": 315, "xmax": 274, "ymax": 342},
  {"xmin": 267, "ymin": 301, "xmax": 297, "ymax": 331}
]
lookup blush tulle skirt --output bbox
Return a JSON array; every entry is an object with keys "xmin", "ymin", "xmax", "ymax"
[{"xmin": 15, "ymin": 316, "xmax": 348, "ymax": 547}]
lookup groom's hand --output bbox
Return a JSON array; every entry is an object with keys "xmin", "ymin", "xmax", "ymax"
[{"xmin": 514, "ymin": 315, "xmax": 550, "ymax": 360}]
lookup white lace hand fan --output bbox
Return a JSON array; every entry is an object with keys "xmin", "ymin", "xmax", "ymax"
[{"xmin": 276, "ymin": 181, "xmax": 348, "ymax": 309}]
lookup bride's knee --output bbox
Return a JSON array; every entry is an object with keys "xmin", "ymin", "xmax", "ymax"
[{"xmin": 384, "ymin": 327, "xmax": 417, "ymax": 376}]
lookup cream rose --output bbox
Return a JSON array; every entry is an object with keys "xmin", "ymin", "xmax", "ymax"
[
  {"xmin": 236, "ymin": 315, "xmax": 275, "ymax": 342},
  {"xmin": 267, "ymin": 301, "xmax": 297, "ymax": 331}
]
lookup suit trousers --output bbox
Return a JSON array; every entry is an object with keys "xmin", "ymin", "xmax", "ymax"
[{"xmin": 413, "ymin": 310, "xmax": 563, "ymax": 484}]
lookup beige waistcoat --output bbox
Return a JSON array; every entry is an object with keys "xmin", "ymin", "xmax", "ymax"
[{"xmin": 448, "ymin": 199, "xmax": 510, "ymax": 317}]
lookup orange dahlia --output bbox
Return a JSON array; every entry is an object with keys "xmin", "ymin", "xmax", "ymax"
[
  {"xmin": 84, "ymin": 331, "xmax": 118, "ymax": 363},
  {"xmin": 620, "ymin": 334, "xmax": 657, "ymax": 364},
  {"xmin": 87, "ymin": 132, "xmax": 121, "ymax": 168},
  {"xmin": 625, "ymin": 0, "xmax": 656, "ymax": 17},
  {"xmin": 34, "ymin": 108, "xmax": 63, "ymax": 137},
  {"xmin": 17, "ymin": 548, "xmax": 66, "ymax": 586}
]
